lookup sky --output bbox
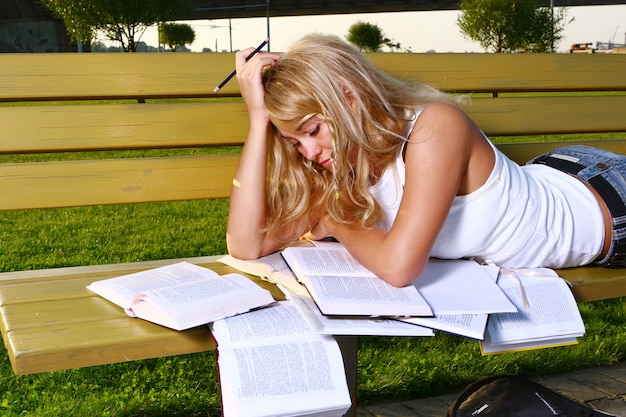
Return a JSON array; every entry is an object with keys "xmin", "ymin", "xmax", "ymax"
[{"xmin": 102, "ymin": 5, "xmax": 626, "ymax": 53}]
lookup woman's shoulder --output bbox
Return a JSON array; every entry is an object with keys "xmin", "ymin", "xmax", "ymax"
[
  {"xmin": 408, "ymin": 101, "xmax": 479, "ymax": 146},
  {"xmin": 416, "ymin": 101, "xmax": 472, "ymax": 124},
  {"xmin": 405, "ymin": 101, "xmax": 494, "ymax": 194}
]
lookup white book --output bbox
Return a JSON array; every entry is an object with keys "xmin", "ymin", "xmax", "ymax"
[
  {"xmin": 86, "ymin": 262, "xmax": 275, "ymax": 331},
  {"xmin": 389, "ymin": 259, "xmax": 518, "ymax": 340},
  {"xmin": 289, "ymin": 293, "xmax": 434, "ymax": 337},
  {"xmin": 398, "ymin": 313, "xmax": 488, "ymax": 340},
  {"xmin": 281, "ymin": 245, "xmax": 433, "ymax": 317},
  {"xmin": 221, "ymin": 252, "xmax": 434, "ymax": 336},
  {"xmin": 210, "ymin": 301, "xmax": 352, "ymax": 417},
  {"xmin": 480, "ymin": 268, "xmax": 586, "ymax": 354},
  {"xmin": 219, "ymin": 252, "xmax": 308, "ymax": 296},
  {"xmin": 411, "ymin": 259, "xmax": 517, "ymax": 315}
]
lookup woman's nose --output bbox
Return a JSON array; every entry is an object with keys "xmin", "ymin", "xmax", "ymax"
[{"xmin": 300, "ymin": 140, "xmax": 321, "ymax": 161}]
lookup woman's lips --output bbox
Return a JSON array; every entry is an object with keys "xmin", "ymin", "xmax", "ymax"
[{"xmin": 320, "ymin": 159, "xmax": 332, "ymax": 169}]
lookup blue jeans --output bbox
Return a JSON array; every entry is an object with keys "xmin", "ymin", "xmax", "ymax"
[{"xmin": 528, "ymin": 145, "xmax": 626, "ymax": 267}]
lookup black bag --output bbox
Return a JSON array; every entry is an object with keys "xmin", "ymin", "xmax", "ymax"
[{"xmin": 447, "ymin": 375, "xmax": 618, "ymax": 417}]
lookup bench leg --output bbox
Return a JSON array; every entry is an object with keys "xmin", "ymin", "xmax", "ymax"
[{"xmin": 336, "ymin": 335, "xmax": 358, "ymax": 417}]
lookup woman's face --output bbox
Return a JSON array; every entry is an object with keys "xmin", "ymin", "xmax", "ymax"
[{"xmin": 278, "ymin": 116, "xmax": 334, "ymax": 171}]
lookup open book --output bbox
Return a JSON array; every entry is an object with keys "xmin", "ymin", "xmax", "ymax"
[
  {"xmin": 211, "ymin": 300, "xmax": 352, "ymax": 417},
  {"xmin": 396, "ymin": 259, "xmax": 517, "ymax": 340},
  {"xmin": 480, "ymin": 268, "xmax": 586, "ymax": 354},
  {"xmin": 398, "ymin": 313, "xmax": 488, "ymax": 340},
  {"xmin": 86, "ymin": 262, "xmax": 275, "ymax": 331},
  {"xmin": 281, "ymin": 245, "xmax": 433, "ymax": 317},
  {"xmin": 219, "ymin": 252, "xmax": 308, "ymax": 296},
  {"xmin": 221, "ymin": 253, "xmax": 434, "ymax": 336},
  {"xmin": 410, "ymin": 259, "xmax": 516, "ymax": 315},
  {"xmin": 289, "ymin": 293, "xmax": 434, "ymax": 337}
]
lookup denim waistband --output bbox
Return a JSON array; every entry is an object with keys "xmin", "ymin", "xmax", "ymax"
[{"xmin": 528, "ymin": 145, "xmax": 626, "ymax": 267}]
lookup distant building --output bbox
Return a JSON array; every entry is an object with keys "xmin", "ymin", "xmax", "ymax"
[{"xmin": 0, "ymin": 0, "xmax": 72, "ymax": 52}]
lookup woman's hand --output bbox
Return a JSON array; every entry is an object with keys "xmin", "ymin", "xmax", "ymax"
[
  {"xmin": 303, "ymin": 213, "xmax": 336, "ymax": 241},
  {"xmin": 235, "ymin": 48, "xmax": 281, "ymax": 123}
]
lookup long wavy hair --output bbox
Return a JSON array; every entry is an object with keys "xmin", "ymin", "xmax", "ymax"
[{"xmin": 261, "ymin": 34, "xmax": 462, "ymax": 241}]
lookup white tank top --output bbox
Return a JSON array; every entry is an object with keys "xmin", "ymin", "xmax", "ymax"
[{"xmin": 369, "ymin": 132, "xmax": 604, "ymax": 269}]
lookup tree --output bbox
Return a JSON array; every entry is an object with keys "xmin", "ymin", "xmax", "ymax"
[
  {"xmin": 159, "ymin": 23, "xmax": 195, "ymax": 52},
  {"xmin": 41, "ymin": 0, "xmax": 192, "ymax": 52},
  {"xmin": 346, "ymin": 21, "xmax": 402, "ymax": 52},
  {"xmin": 457, "ymin": 0, "xmax": 571, "ymax": 53},
  {"xmin": 39, "ymin": 0, "xmax": 98, "ymax": 48}
]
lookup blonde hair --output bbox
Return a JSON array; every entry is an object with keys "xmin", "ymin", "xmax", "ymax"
[{"xmin": 262, "ymin": 34, "xmax": 461, "ymax": 241}]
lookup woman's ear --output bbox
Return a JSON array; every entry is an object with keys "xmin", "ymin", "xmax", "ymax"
[
  {"xmin": 342, "ymin": 86, "xmax": 357, "ymax": 110},
  {"xmin": 341, "ymin": 87, "xmax": 355, "ymax": 106}
]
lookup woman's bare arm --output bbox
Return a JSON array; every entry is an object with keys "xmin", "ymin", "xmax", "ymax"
[
  {"xmin": 310, "ymin": 103, "xmax": 495, "ymax": 286},
  {"xmin": 226, "ymin": 50, "xmax": 285, "ymax": 259}
]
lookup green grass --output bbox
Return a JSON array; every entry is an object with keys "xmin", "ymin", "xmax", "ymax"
[
  {"xmin": 0, "ymin": 200, "xmax": 230, "ymax": 272},
  {"xmin": 1, "ymin": 133, "xmax": 625, "ymax": 416}
]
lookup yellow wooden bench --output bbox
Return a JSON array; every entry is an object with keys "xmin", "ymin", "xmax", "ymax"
[{"xmin": 1, "ymin": 52, "xmax": 625, "ymax": 410}]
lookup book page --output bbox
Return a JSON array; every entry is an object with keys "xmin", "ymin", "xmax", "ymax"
[
  {"xmin": 398, "ymin": 313, "xmax": 488, "ymax": 340},
  {"xmin": 129, "ymin": 273, "xmax": 274, "ymax": 330},
  {"xmin": 305, "ymin": 274, "xmax": 432, "ymax": 316},
  {"xmin": 412, "ymin": 259, "xmax": 517, "ymax": 315},
  {"xmin": 217, "ymin": 336, "xmax": 351, "ymax": 417},
  {"xmin": 290, "ymin": 294, "xmax": 434, "ymax": 336},
  {"xmin": 132, "ymin": 273, "xmax": 267, "ymax": 311},
  {"xmin": 480, "ymin": 337, "xmax": 579, "ymax": 355},
  {"xmin": 282, "ymin": 245, "xmax": 432, "ymax": 317},
  {"xmin": 282, "ymin": 246, "xmax": 375, "ymax": 277},
  {"xmin": 86, "ymin": 262, "xmax": 220, "ymax": 308},
  {"xmin": 220, "ymin": 253, "xmax": 308, "ymax": 296},
  {"xmin": 485, "ymin": 274, "xmax": 585, "ymax": 345},
  {"xmin": 220, "ymin": 253, "xmax": 282, "ymax": 278},
  {"xmin": 210, "ymin": 301, "xmax": 315, "ymax": 347},
  {"xmin": 211, "ymin": 301, "xmax": 351, "ymax": 417}
]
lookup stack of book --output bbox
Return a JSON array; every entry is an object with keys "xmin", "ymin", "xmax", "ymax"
[
  {"xmin": 86, "ymin": 242, "xmax": 586, "ymax": 417},
  {"xmin": 221, "ymin": 242, "xmax": 585, "ymax": 353}
]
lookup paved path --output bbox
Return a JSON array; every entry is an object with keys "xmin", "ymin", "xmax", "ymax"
[{"xmin": 356, "ymin": 362, "xmax": 626, "ymax": 416}]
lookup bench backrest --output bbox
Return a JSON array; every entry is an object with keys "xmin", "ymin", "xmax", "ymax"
[{"xmin": 2, "ymin": 53, "xmax": 626, "ymax": 211}]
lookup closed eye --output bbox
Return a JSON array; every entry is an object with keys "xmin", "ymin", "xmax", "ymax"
[
  {"xmin": 280, "ymin": 134, "xmax": 300, "ymax": 148},
  {"xmin": 309, "ymin": 124, "xmax": 320, "ymax": 136}
]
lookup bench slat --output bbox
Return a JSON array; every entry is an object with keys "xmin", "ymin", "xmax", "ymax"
[
  {"xmin": 0, "ymin": 277, "xmax": 94, "ymax": 305},
  {"xmin": 369, "ymin": 53, "xmax": 626, "ymax": 93},
  {"xmin": 558, "ymin": 267, "xmax": 626, "ymax": 303},
  {"xmin": 4, "ymin": 317, "xmax": 216, "ymax": 375},
  {"xmin": 0, "ymin": 258, "xmax": 285, "ymax": 375},
  {"xmin": 2, "ymin": 54, "xmax": 626, "ymax": 102},
  {"xmin": 0, "ymin": 155, "xmax": 238, "ymax": 211},
  {"xmin": 469, "ymin": 96, "xmax": 626, "ymax": 136},
  {"xmin": 0, "ymin": 297, "xmax": 124, "ymax": 332},
  {"xmin": 0, "ymin": 256, "xmax": 622, "ymax": 375},
  {"xmin": 0, "ymin": 102, "xmax": 249, "ymax": 154},
  {"xmin": 0, "ymin": 53, "xmax": 240, "ymax": 101},
  {"xmin": 3, "ymin": 96, "xmax": 625, "ymax": 155}
]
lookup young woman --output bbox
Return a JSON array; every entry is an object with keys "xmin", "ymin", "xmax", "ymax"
[{"xmin": 227, "ymin": 34, "xmax": 625, "ymax": 287}]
